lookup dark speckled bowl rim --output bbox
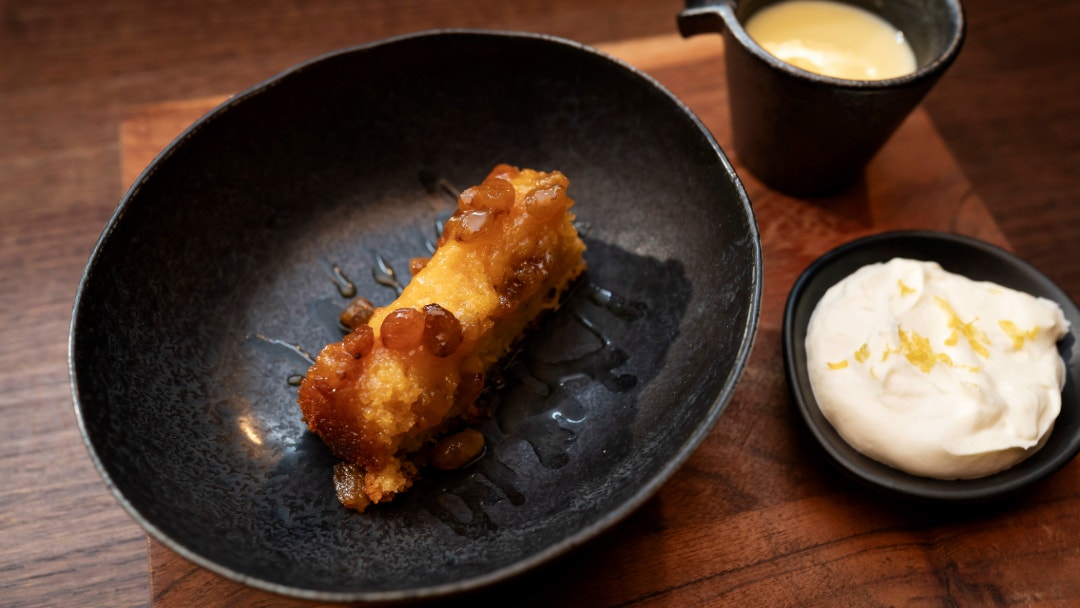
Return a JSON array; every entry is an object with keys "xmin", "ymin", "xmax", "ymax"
[
  {"xmin": 782, "ymin": 230, "xmax": 1080, "ymax": 503},
  {"xmin": 68, "ymin": 29, "xmax": 761, "ymax": 603}
]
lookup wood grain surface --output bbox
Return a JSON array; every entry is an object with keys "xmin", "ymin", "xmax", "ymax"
[
  {"xmin": 113, "ymin": 32, "xmax": 1073, "ymax": 608},
  {"xmin": 2, "ymin": 1, "xmax": 1077, "ymax": 607}
]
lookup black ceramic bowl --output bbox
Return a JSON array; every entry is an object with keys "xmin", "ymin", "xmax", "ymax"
[
  {"xmin": 783, "ymin": 231, "xmax": 1080, "ymax": 503},
  {"xmin": 70, "ymin": 30, "xmax": 761, "ymax": 602}
]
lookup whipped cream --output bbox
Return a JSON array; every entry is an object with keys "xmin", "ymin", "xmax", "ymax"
[{"xmin": 806, "ymin": 258, "xmax": 1070, "ymax": 479}]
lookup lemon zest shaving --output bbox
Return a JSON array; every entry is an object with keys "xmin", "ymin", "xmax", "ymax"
[
  {"xmin": 999, "ymin": 320, "xmax": 1039, "ymax": 350},
  {"xmin": 898, "ymin": 328, "xmax": 955, "ymax": 373},
  {"xmin": 935, "ymin": 297, "xmax": 990, "ymax": 358},
  {"xmin": 854, "ymin": 343, "xmax": 871, "ymax": 363},
  {"xmin": 827, "ymin": 360, "xmax": 849, "ymax": 370},
  {"xmin": 898, "ymin": 279, "xmax": 915, "ymax": 297}
]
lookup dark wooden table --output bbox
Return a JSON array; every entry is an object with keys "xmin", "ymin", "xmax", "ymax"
[{"xmin": 3, "ymin": 1, "xmax": 1078, "ymax": 606}]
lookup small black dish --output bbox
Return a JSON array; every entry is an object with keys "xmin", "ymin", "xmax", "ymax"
[
  {"xmin": 69, "ymin": 30, "xmax": 761, "ymax": 603},
  {"xmin": 783, "ymin": 230, "xmax": 1080, "ymax": 503}
]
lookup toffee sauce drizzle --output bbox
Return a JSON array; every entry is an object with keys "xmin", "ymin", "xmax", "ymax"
[
  {"xmin": 319, "ymin": 259, "xmax": 357, "ymax": 298},
  {"xmin": 246, "ymin": 334, "xmax": 315, "ymax": 387}
]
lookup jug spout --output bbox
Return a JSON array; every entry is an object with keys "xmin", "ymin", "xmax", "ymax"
[{"xmin": 677, "ymin": 0, "xmax": 738, "ymax": 38}]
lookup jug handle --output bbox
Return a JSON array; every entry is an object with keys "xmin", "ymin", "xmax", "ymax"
[{"xmin": 677, "ymin": 0, "xmax": 739, "ymax": 38}]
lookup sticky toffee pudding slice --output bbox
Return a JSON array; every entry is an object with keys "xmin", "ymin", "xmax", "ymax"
[{"xmin": 298, "ymin": 165, "xmax": 587, "ymax": 510}]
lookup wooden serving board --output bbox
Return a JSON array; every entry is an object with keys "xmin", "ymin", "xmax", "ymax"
[{"xmin": 122, "ymin": 33, "xmax": 1079, "ymax": 607}]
